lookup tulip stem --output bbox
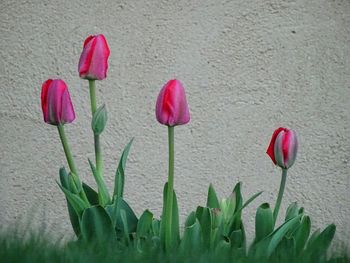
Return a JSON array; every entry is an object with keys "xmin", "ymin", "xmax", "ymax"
[
  {"xmin": 89, "ymin": 80, "xmax": 97, "ymax": 113},
  {"xmin": 57, "ymin": 124, "xmax": 78, "ymax": 176},
  {"xmin": 88, "ymin": 80, "xmax": 109, "ymax": 204},
  {"xmin": 273, "ymin": 168, "xmax": 288, "ymax": 226},
  {"xmin": 89, "ymin": 80, "xmax": 104, "ymax": 177},
  {"xmin": 57, "ymin": 124, "xmax": 89, "ymax": 204},
  {"xmin": 165, "ymin": 126, "xmax": 175, "ymax": 252}
]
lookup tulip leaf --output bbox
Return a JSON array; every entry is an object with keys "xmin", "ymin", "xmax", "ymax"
[
  {"xmin": 305, "ymin": 224, "xmax": 336, "ymax": 261},
  {"xmin": 137, "ymin": 210, "xmax": 153, "ymax": 238},
  {"xmin": 80, "ymin": 205, "xmax": 116, "ymax": 242},
  {"xmin": 88, "ymin": 158, "xmax": 111, "ymax": 206},
  {"xmin": 285, "ymin": 202, "xmax": 299, "ymax": 222},
  {"xmin": 152, "ymin": 219, "xmax": 160, "ymax": 237},
  {"xmin": 230, "ymin": 229, "xmax": 244, "ymax": 249},
  {"xmin": 82, "ymin": 182, "xmax": 99, "ymax": 205},
  {"xmin": 294, "ymin": 215, "xmax": 311, "ymax": 254},
  {"xmin": 113, "ymin": 138, "xmax": 134, "ymax": 199},
  {"xmin": 59, "ymin": 167, "xmax": 81, "ymax": 237},
  {"xmin": 120, "ymin": 209, "xmax": 131, "ymax": 244},
  {"xmin": 255, "ymin": 203, "xmax": 274, "ymax": 243},
  {"xmin": 215, "ymin": 238, "xmax": 231, "ymax": 256},
  {"xmin": 57, "ymin": 181, "xmax": 88, "ymax": 217},
  {"xmin": 267, "ymin": 216, "xmax": 301, "ymax": 256},
  {"xmin": 180, "ymin": 212, "xmax": 202, "ymax": 252},
  {"xmin": 207, "ymin": 184, "xmax": 220, "ymax": 209},
  {"xmin": 159, "ymin": 183, "xmax": 180, "ymax": 249},
  {"xmin": 196, "ymin": 206, "xmax": 212, "ymax": 248},
  {"xmin": 106, "ymin": 197, "xmax": 138, "ymax": 237}
]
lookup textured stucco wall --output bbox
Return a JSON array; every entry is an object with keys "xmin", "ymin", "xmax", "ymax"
[{"xmin": 0, "ymin": 0, "xmax": 349, "ymax": 248}]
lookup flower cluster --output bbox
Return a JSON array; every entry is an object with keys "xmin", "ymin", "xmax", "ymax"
[{"xmin": 39, "ymin": 34, "xmax": 336, "ymax": 262}]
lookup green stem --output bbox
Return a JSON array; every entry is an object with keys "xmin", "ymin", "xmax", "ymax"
[
  {"xmin": 94, "ymin": 134, "xmax": 104, "ymax": 183},
  {"xmin": 165, "ymin": 126, "xmax": 175, "ymax": 252},
  {"xmin": 88, "ymin": 80, "xmax": 109, "ymax": 204},
  {"xmin": 57, "ymin": 124, "xmax": 89, "ymax": 204},
  {"xmin": 273, "ymin": 168, "xmax": 288, "ymax": 225},
  {"xmin": 57, "ymin": 124, "xmax": 78, "ymax": 176},
  {"xmin": 89, "ymin": 80, "xmax": 103, "ymax": 178},
  {"xmin": 89, "ymin": 80, "xmax": 97, "ymax": 114}
]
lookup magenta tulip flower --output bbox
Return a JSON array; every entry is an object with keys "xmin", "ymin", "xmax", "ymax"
[
  {"xmin": 266, "ymin": 127, "xmax": 298, "ymax": 169},
  {"xmin": 41, "ymin": 79, "xmax": 75, "ymax": 125},
  {"xmin": 78, "ymin": 34, "xmax": 110, "ymax": 80},
  {"xmin": 156, "ymin": 79, "xmax": 190, "ymax": 126}
]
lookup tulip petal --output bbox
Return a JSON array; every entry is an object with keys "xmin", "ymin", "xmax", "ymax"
[{"xmin": 266, "ymin": 127, "xmax": 285, "ymax": 165}]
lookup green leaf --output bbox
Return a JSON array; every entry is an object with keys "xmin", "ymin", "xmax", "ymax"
[
  {"xmin": 236, "ymin": 191, "xmax": 263, "ymax": 216},
  {"xmin": 120, "ymin": 209, "xmax": 131, "ymax": 244},
  {"xmin": 106, "ymin": 197, "xmax": 138, "ymax": 237},
  {"xmin": 80, "ymin": 205, "xmax": 116, "ymax": 242},
  {"xmin": 230, "ymin": 229, "xmax": 244, "ymax": 249},
  {"xmin": 215, "ymin": 238, "xmax": 231, "ymax": 256},
  {"xmin": 137, "ymin": 210, "xmax": 153, "ymax": 238},
  {"xmin": 82, "ymin": 182, "xmax": 99, "ymax": 205},
  {"xmin": 180, "ymin": 212, "xmax": 202, "ymax": 252},
  {"xmin": 294, "ymin": 215, "xmax": 311, "ymax": 254},
  {"xmin": 250, "ymin": 216, "xmax": 301, "ymax": 259},
  {"xmin": 159, "ymin": 183, "xmax": 180, "ymax": 249},
  {"xmin": 232, "ymin": 182, "xmax": 243, "ymax": 212},
  {"xmin": 305, "ymin": 224, "xmax": 336, "ymax": 260},
  {"xmin": 152, "ymin": 219, "xmax": 160, "ymax": 237},
  {"xmin": 255, "ymin": 203, "xmax": 274, "ymax": 243},
  {"xmin": 57, "ymin": 181, "xmax": 88, "ymax": 217},
  {"xmin": 267, "ymin": 216, "xmax": 301, "ymax": 256},
  {"xmin": 196, "ymin": 206, "xmax": 212, "ymax": 248},
  {"xmin": 113, "ymin": 138, "xmax": 134, "ymax": 199},
  {"xmin": 88, "ymin": 158, "xmax": 111, "ymax": 206},
  {"xmin": 285, "ymin": 202, "xmax": 299, "ymax": 222},
  {"xmin": 207, "ymin": 184, "xmax": 220, "ymax": 209},
  {"xmin": 59, "ymin": 168, "xmax": 81, "ymax": 237}
]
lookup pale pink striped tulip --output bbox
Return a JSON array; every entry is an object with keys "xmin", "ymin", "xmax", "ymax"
[{"xmin": 266, "ymin": 127, "xmax": 298, "ymax": 169}]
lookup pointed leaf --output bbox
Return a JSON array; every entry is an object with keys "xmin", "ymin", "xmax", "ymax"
[
  {"xmin": 285, "ymin": 202, "xmax": 299, "ymax": 222},
  {"xmin": 196, "ymin": 206, "xmax": 212, "ymax": 248},
  {"xmin": 57, "ymin": 181, "xmax": 88, "ymax": 217},
  {"xmin": 113, "ymin": 138, "xmax": 134, "ymax": 199},
  {"xmin": 137, "ymin": 210, "xmax": 153, "ymax": 238},
  {"xmin": 180, "ymin": 212, "xmax": 202, "ymax": 252},
  {"xmin": 81, "ymin": 205, "xmax": 115, "ymax": 242},
  {"xmin": 82, "ymin": 182, "xmax": 99, "ymax": 205},
  {"xmin": 267, "ymin": 216, "xmax": 301, "ymax": 256},
  {"xmin": 59, "ymin": 168, "xmax": 80, "ymax": 237},
  {"xmin": 294, "ymin": 215, "xmax": 311, "ymax": 254},
  {"xmin": 207, "ymin": 184, "xmax": 220, "ymax": 209}
]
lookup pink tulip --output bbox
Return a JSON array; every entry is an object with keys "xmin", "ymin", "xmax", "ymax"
[
  {"xmin": 78, "ymin": 34, "xmax": 110, "ymax": 80},
  {"xmin": 266, "ymin": 127, "xmax": 298, "ymax": 169},
  {"xmin": 41, "ymin": 79, "xmax": 75, "ymax": 125},
  {"xmin": 156, "ymin": 79, "xmax": 190, "ymax": 126}
]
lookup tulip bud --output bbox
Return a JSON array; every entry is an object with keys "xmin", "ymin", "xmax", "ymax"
[
  {"xmin": 155, "ymin": 79, "xmax": 190, "ymax": 126},
  {"xmin": 266, "ymin": 127, "xmax": 298, "ymax": 169},
  {"xmin": 92, "ymin": 104, "xmax": 107, "ymax": 135},
  {"xmin": 41, "ymin": 79, "xmax": 75, "ymax": 125},
  {"xmin": 78, "ymin": 34, "xmax": 110, "ymax": 80}
]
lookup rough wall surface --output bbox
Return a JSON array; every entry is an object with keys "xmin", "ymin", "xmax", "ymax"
[{"xmin": 0, "ymin": 0, "xmax": 349, "ymax": 248}]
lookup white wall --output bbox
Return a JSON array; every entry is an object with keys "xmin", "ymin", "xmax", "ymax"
[{"xmin": 0, "ymin": 0, "xmax": 349, "ymax": 248}]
